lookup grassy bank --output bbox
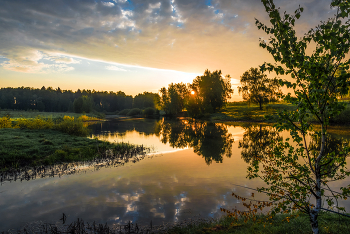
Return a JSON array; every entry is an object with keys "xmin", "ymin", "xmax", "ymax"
[
  {"xmin": 0, "ymin": 114, "xmax": 144, "ymax": 170},
  {"xmin": 165, "ymin": 212, "xmax": 350, "ymax": 234},
  {"xmin": 13, "ymin": 212, "xmax": 350, "ymax": 233},
  {"xmin": 0, "ymin": 110, "xmax": 104, "ymax": 120},
  {"xmin": 0, "ymin": 128, "xmax": 142, "ymax": 170},
  {"xmin": 211, "ymin": 102, "xmax": 350, "ymax": 125},
  {"xmin": 210, "ymin": 102, "xmax": 296, "ymax": 122}
]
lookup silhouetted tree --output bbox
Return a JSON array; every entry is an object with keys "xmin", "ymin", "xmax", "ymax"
[
  {"xmin": 159, "ymin": 83, "xmax": 188, "ymax": 115},
  {"xmin": 133, "ymin": 92, "xmax": 160, "ymax": 109},
  {"xmin": 238, "ymin": 67, "xmax": 282, "ymax": 110},
  {"xmin": 190, "ymin": 69, "xmax": 233, "ymax": 113}
]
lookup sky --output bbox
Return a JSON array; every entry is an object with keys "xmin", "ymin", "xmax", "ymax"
[{"xmin": 0, "ymin": 0, "xmax": 336, "ymax": 100}]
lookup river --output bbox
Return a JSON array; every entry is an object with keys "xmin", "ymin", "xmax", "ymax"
[{"xmin": 0, "ymin": 118, "xmax": 349, "ymax": 231}]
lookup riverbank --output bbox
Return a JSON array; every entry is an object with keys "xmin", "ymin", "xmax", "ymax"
[
  {"xmin": 0, "ymin": 128, "xmax": 146, "ymax": 171},
  {"xmin": 0, "ymin": 112, "xmax": 147, "ymax": 171},
  {"xmin": 164, "ymin": 211, "xmax": 350, "ymax": 234},
  {"xmin": 9, "ymin": 211, "xmax": 350, "ymax": 233},
  {"xmin": 210, "ymin": 102, "xmax": 350, "ymax": 125}
]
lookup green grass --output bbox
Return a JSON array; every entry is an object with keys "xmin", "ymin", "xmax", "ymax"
[
  {"xmin": 0, "ymin": 110, "xmax": 99, "ymax": 120},
  {"xmin": 211, "ymin": 102, "xmax": 297, "ymax": 122},
  {"xmin": 166, "ymin": 212, "xmax": 350, "ymax": 234},
  {"xmin": 0, "ymin": 128, "xmax": 138, "ymax": 170},
  {"xmin": 212, "ymin": 101, "xmax": 350, "ymax": 125}
]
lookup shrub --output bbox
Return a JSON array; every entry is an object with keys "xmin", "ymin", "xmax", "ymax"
[
  {"xmin": 0, "ymin": 117, "xmax": 12, "ymax": 128},
  {"xmin": 14, "ymin": 117, "xmax": 54, "ymax": 129},
  {"xmin": 54, "ymin": 117, "xmax": 90, "ymax": 136},
  {"xmin": 118, "ymin": 109, "xmax": 130, "ymax": 115},
  {"xmin": 127, "ymin": 108, "xmax": 141, "ymax": 116},
  {"xmin": 143, "ymin": 107, "xmax": 156, "ymax": 116},
  {"xmin": 95, "ymin": 112, "xmax": 106, "ymax": 119},
  {"xmin": 78, "ymin": 115, "xmax": 99, "ymax": 121}
]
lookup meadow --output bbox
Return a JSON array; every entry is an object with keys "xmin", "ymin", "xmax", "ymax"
[{"xmin": 0, "ymin": 112, "xmax": 143, "ymax": 170}]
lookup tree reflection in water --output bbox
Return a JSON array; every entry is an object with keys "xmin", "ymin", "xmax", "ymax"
[
  {"xmin": 238, "ymin": 124, "xmax": 281, "ymax": 164},
  {"xmin": 156, "ymin": 120, "xmax": 234, "ymax": 165},
  {"xmin": 238, "ymin": 124, "xmax": 350, "ymax": 178},
  {"xmin": 308, "ymin": 134, "xmax": 350, "ymax": 178}
]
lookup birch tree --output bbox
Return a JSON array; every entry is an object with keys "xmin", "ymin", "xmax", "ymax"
[{"xmin": 250, "ymin": 0, "xmax": 350, "ymax": 233}]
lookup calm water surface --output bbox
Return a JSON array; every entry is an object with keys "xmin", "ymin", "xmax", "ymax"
[{"xmin": 0, "ymin": 118, "xmax": 349, "ymax": 231}]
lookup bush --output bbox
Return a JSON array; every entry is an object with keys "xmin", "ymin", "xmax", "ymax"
[
  {"xmin": 118, "ymin": 109, "xmax": 130, "ymax": 115},
  {"xmin": 78, "ymin": 115, "xmax": 99, "ymax": 121},
  {"xmin": 0, "ymin": 117, "xmax": 12, "ymax": 128},
  {"xmin": 54, "ymin": 116, "xmax": 90, "ymax": 136},
  {"xmin": 95, "ymin": 112, "xmax": 106, "ymax": 119},
  {"xmin": 143, "ymin": 107, "xmax": 156, "ymax": 116},
  {"xmin": 14, "ymin": 117, "xmax": 54, "ymax": 129},
  {"xmin": 127, "ymin": 108, "xmax": 141, "ymax": 116}
]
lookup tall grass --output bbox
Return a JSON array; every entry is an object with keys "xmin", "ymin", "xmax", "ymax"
[
  {"xmin": 15, "ymin": 116, "xmax": 54, "ymax": 129},
  {"xmin": 54, "ymin": 116, "xmax": 90, "ymax": 136},
  {"xmin": 1, "ymin": 115, "xmax": 91, "ymax": 136}
]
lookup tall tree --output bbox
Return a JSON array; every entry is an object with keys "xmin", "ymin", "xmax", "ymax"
[
  {"xmin": 246, "ymin": 1, "xmax": 350, "ymax": 233},
  {"xmin": 190, "ymin": 69, "xmax": 233, "ymax": 113},
  {"xmin": 133, "ymin": 92, "xmax": 160, "ymax": 109},
  {"xmin": 159, "ymin": 83, "xmax": 188, "ymax": 115},
  {"xmin": 238, "ymin": 67, "xmax": 282, "ymax": 109}
]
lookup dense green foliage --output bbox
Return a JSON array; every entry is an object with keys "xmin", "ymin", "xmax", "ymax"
[
  {"xmin": 159, "ymin": 82, "xmax": 188, "ymax": 115},
  {"xmin": 73, "ymin": 95, "xmax": 94, "ymax": 113},
  {"xmin": 133, "ymin": 92, "xmax": 160, "ymax": 109},
  {"xmin": 245, "ymin": 0, "xmax": 350, "ymax": 233},
  {"xmin": 238, "ymin": 68, "xmax": 282, "ymax": 110},
  {"xmin": 0, "ymin": 86, "xmax": 160, "ymax": 113},
  {"xmin": 159, "ymin": 70, "xmax": 233, "ymax": 117},
  {"xmin": 190, "ymin": 69, "xmax": 233, "ymax": 114}
]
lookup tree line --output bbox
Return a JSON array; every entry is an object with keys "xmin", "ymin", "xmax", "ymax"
[
  {"xmin": 0, "ymin": 68, "xmax": 288, "ymax": 116},
  {"xmin": 159, "ymin": 69, "xmax": 233, "ymax": 117},
  {"xmin": 0, "ymin": 86, "xmax": 159, "ymax": 113}
]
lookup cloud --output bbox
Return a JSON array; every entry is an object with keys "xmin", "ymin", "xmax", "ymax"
[
  {"xmin": 102, "ymin": 1, "xmax": 115, "ymax": 7},
  {"xmin": 0, "ymin": 0, "xmax": 336, "ymax": 81},
  {"xmin": 53, "ymin": 57, "xmax": 80, "ymax": 64},
  {"xmin": 0, "ymin": 49, "xmax": 76, "ymax": 73},
  {"xmin": 105, "ymin": 65, "xmax": 127, "ymax": 71}
]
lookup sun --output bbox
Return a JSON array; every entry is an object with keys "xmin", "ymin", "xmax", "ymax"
[{"xmin": 191, "ymin": 90, "xmax": 195, "ymax": 95}]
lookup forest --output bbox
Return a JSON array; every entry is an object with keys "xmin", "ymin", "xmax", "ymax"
[
  {"xmin": 0, "ymin": 69, "xmax": 233, "ymax": 117},
  {"xmin": 0, "ymin": 86, "xmax": 158, "ymax": 113}
]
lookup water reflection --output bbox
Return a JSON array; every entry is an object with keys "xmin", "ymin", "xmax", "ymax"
[
  {"xmin": 1, "ymin": 120, "xmax": 349, "ymax": 231},
  {"xmin": 237, "ymin": 124, "xmax": 350, "ymax": 215},
  {"xmin": 238, "ymin": 125, "xmax": 281, "ymax": 163},
  {"xmin": 91, "ymin": 119, "xmax": 234, "ymax": 165},
  {"xmin": 89, "ymin": 119, "xmax": 161, "ymax": 137},
  {"xmin": 156, "ymin": 120, "xmax": 234, "ymax": 165},
  {"xmin": 309, "ymin": 133, "xmax": 350, "ymax": 178}
]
